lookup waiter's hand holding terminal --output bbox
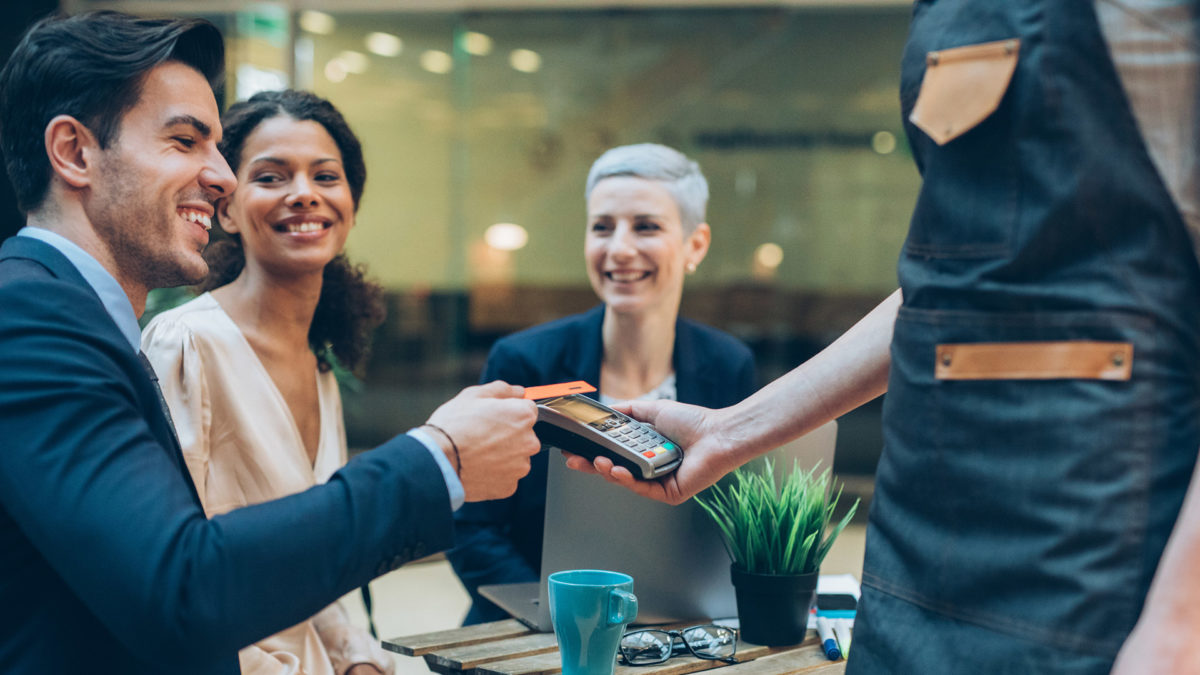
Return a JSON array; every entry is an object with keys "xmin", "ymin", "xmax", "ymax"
[
  {"xmin": 563, "ymin": 399, "xmax": 749, "ymax": 506},
  {"xmin": 526, "ymin": 382, "xmax": 683, "ymax": 479}
]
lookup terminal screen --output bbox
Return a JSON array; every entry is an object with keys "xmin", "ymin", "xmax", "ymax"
[{"xmin": 545, "ymin": 397, "xmax": 613, "ymax": 426}]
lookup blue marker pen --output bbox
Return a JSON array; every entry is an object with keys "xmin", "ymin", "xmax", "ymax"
[{"xmin": 816, "ymin": 616, "xmax": 841, "ymax": 660}]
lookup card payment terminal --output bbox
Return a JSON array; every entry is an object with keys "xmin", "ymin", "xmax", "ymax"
[{"xmin": 524, "ymin": 381, "xmax": 682, "ymax": 479}]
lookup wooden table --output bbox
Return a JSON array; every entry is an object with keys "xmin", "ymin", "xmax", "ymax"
[{"xmin": 384, "ymin": 620, "xmax": 846, "ymax": 675}]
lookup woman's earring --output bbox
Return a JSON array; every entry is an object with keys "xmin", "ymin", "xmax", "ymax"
[{"xmin": 686, "ymin": 262, "xmax": 697, "ymax": 274}]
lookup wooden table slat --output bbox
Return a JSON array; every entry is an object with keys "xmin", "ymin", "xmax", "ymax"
[
  {"xmin": 387, "ymin": 622, "xmax": 847, "ymax": 675},
  {"xmin": 718, "ymin": 641, "xmax": 839, "ymax": 675},
  {"xmin": 795, "ymin": 663, "xmax": 845, "ymax": 674},
  {"xmin": 474, "ymin": 639, "xmax": 782, "ymax": 675},
  {"xmin": 471, "ymin": 650, "xmax": 565, "ymax": 675},
  {"xmin": 430, "ymin": 632, "xmax": 562, "ymax": 669},
  {"xmin": 384, "ymin": 619, "xmax": 533, "ymax": 656}
]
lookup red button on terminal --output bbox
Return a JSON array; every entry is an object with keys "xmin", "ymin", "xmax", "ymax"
[{"xmin": 642, "ymin": 450, "xmax": 656, "ymax": 458}]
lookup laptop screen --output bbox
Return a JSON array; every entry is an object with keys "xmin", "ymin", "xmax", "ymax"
[{"xmin": 533, "ymin": 422, "xmax": 839, "ymax": 631}]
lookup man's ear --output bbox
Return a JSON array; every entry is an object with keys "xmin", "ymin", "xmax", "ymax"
[
  {"xmin": 44, "ymin": 115, "xmax": 99, "ymax": 189},
  {"xmin": 216, "ymin": 196, "xmax": 239, "ymax": 234}
]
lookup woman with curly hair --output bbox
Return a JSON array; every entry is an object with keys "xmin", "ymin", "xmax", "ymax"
[{"xmin": 142, "ymin": 90, "xmax": 390, "ymax": 675}]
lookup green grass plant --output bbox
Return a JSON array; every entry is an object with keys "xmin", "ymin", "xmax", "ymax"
[{"xmin": 695, "ymin": 459, "xmax": 859, "ymax": 576}]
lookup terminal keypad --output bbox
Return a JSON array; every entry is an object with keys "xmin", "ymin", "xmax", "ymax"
[{"xmin": 607, "ymin": 422, "xmax": 676, "ymax": 461}]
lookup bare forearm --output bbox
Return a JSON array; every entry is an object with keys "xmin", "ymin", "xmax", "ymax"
[
  {"xmin": 1144, "ymin": 458, "xmax": 1200, "ymax": 619},
  {"xmin": 1113, "ymin": 450, "xmax": 1200, "ymax": 671},
  {"xmin": 591, "ymin": 290, "xmax": 900, "ymax": 505},
  {"xmin": 719, "ymin": 289, "xmax": 899, "ymax": 465}
]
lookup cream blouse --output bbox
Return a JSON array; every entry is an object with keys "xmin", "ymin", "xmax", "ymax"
[{"xmin": 142, "ymin": 293, "xmax": 393, "ymax": 675}]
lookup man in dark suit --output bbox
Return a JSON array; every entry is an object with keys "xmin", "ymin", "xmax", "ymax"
[{"xmin": 0, "ymin": 12, "xmax": 540, "ymax": 673}]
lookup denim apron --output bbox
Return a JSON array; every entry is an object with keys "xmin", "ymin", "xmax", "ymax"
[{"xmin": 847, "ymin": 1, "xmax": 1200, "ymax": 672}]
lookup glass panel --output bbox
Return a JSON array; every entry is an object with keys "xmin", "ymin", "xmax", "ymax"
[
  {"xmin": 301, "ymin": 8, "xmax": 911, "ymax": 478},
  {"xmin": 95, "ymin": 2, "xmax": 913, "ymax": 478}
]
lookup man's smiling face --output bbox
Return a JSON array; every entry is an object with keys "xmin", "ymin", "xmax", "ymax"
[{"xmin": 86, "ymin": 61, "xmax": 236, "ymax": 295}]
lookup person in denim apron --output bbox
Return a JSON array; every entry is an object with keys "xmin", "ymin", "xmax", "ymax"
[
  {"xmin": 849, "ymin": 0, "xmax": 1200, "ymax": 671},
  {"xmin": 572, "ymin": 0, "xmax": 1200, "ymax": 671}
]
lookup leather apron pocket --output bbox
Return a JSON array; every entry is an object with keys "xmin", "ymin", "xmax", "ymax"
[
  {"xmin": 910, "ymin": 39, "xmax": 1020, "ymax": 145},
  {"xmin": 901, "ymin": 36, "xmax": 1024, "ymax": 259},
  {"xmin": 868, "ymin": 308, "xmax": 1169, "ymax": 656},
  {"xmin": 935, "ymin": 341, "xmax": 1133, "ymax": 381}
]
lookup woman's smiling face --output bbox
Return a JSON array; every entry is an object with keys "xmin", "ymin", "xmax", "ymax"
[
  {"xmin": 585, "ymin": 176, "xmax": 710, "ymax": 318},
  {"xmin": 218, "ymin": 115, "xmax": 355, "ymax": 278}
]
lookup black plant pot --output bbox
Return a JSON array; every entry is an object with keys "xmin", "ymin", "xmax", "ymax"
[{"xmin": 730, "ymin": 566, "xmax": 818, "ymax": 646}]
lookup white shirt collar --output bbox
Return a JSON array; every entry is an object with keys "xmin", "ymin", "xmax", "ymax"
[{"xmin": 16, "ymin": 226, "xmax": 141, "ymax": 352}]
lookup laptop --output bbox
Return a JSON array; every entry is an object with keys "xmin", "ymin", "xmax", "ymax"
[{"xmin": 480, "ymin": 421, "xmax": 838, "ymax": 631}]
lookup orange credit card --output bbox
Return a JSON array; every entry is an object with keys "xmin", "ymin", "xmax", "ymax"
[{"xmin": 523, "ymin": 380, "xmax": 597, "ymax": 400}]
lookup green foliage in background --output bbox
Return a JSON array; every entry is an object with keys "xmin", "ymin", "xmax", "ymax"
[
  {"xmin": 140, "ymin": 287, "xmax": 197, "ymax": 328},
  {"xmin": 696, "ymin": 459, "xmax": 859, "ymax": 576}
]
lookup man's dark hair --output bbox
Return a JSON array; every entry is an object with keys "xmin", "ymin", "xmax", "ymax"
[{"xmin": 0, "ymin": 11, "xmax": 224, "ymax": 213}]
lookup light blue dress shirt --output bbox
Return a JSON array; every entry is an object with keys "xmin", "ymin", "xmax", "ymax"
[
  {"xmin": 18, "ymin": 226, "xmax": 142, "ymax": 350},
  {"xmin": 16, "ymin": 226, "xmax": 464, "ymax": 510}
]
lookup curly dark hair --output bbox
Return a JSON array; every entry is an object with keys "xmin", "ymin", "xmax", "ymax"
[{"xmin": 200, "ymin": 89, "xmax": 384, "ymax": 373}]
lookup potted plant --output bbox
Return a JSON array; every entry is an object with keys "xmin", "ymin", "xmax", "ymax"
[{"xmin": 696, "ymin": 459, "xmax": 859, "ymax": 646}]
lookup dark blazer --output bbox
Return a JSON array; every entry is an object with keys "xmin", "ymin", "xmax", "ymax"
[
  {"xmin": 0, "ymin": 236, "xmax": 453, "ymax": 674},
  {"xmin": 447, "ymin": 304, "xmax": 757, "ymax": 624}
]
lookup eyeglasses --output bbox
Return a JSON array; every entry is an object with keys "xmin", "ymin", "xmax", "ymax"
[{"xmin": 618, "ymin": 624, "xmax": 738, "ymax": 666}]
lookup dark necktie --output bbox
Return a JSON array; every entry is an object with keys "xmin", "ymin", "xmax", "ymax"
[
  {"xmin": 137, "ymin": 350, "xmax": 183, "ymax": 449},
  {"xmin": 136, "ymin": 350, "xmax": 201, "ymax": 505}
]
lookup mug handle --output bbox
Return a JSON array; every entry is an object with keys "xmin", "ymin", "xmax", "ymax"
[{"xmin": 607, "ymin": 589, "xmax": 638, "ymax": 626}]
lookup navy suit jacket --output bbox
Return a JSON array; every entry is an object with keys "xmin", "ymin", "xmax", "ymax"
[
  {"xmin": 0, "ymin": 236, "xmax": 454, "ymax": 673},
  {"xmin": 446, "ymin": 304, "xmax": 757, "ymax": 624}
]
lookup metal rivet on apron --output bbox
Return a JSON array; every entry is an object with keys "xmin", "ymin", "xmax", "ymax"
[
  {"xmin": 927, "ymin": 52, "xmax": 940, "ymax": 66},
  {"xmin": 1111, "ymin": 352, "xmax": 1125, "ymax": 367},
  {"xmin": 941, "ymin": 351, "xmax": 952, "ymax": 367},
  {"xmin": 1005, "ymin": 40, "xmax": 1017, "ymax": 55}
]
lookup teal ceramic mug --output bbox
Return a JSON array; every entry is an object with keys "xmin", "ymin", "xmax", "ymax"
[{"xmin": 548, "ymin": 570, "xmax": 638, "ymax": 675}]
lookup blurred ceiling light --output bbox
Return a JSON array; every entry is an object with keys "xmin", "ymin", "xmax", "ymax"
[
  {"xmin": 236, "ymin": 64, "xmax": 287, "ymax": 101},
  {"xmin": 324, "ymin": 59, "xmax": 347, "ymax": 83},
  {"xmin": 336, "ymin": 50, "xmax": 369, "ymax": 74},
  {"xmin": 463, "ymin": 31, "xmax": 493, "ymax": 56},
  {"xmin": 734, "ymin": 168, "xmax": 757, "ymax": 197},
  {"xmin": 299, "ymin": 10, "xmax": 335, "ymax": 35},
  {"xmin": 872, "ymin": 130, "xmax": 897, "ymax": 155},
  {"xmin": 420, "ymin": 50, "xmax": 453, "ymax": 74},
  {"xmin": 509, "ymin": 49, "xmax": 542, "ymax": 73},
  {"xmin": 365, "ymin": 32, "xmax": 403, "ymax": 57},
  {"xmin": 755, "ymin": 243, "xmax": 784, "ymax": 269},
  {"xmin": 485, "ymin": 223, "xmax": 529, "ymax": 251}
]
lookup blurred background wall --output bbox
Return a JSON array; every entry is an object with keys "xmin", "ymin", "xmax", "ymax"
[
  {"xmin": 0, "ymin": 0, "xmax": 59, "ymax": 240},
  {"xmin": 15, "ymin": 0, "xmax": 920, "ymax": 477}
]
